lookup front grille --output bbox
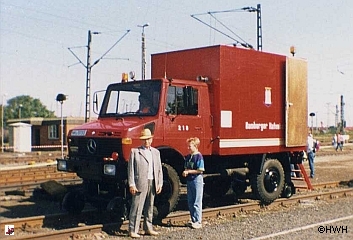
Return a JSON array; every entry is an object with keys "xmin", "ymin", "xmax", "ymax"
[{"xmin": 69, "ymin": 137, "xmax": 123, "ymax": 159}]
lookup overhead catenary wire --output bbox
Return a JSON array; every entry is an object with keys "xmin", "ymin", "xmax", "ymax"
[
  {"xmin": 91, "ymin": 30, "xmax": 131, "ymax": 67},
  {"xmin": 67, "ymin": 30, "xmax": 131, "ymax": 122},
  {"xmin": 191, "ymin": 13, "xmax": 252, "ymax": 49},
  {"xmin": 207, "ymin": 12, "xmax": 252, "ymax": 48},
  {"xmin": 191, "ymin": 6, "xmax": 260, "ymax": 49}
]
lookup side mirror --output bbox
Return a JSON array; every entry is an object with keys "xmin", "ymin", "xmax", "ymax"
[
  {"xmin": 93, "ymin": 90, "xmax": 106, "ymax": 114},
  {"xmin": 93, "ymin": 93, "xmax": 99, "ymax": 113}
]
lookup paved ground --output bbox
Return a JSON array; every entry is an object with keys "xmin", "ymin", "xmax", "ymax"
[{"xmin": 309, "ymin": 143, "xmax": 353, "ymax": 184}]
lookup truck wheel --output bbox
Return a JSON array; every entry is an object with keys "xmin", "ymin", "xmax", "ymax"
[
  {"xmin": 204, "ymin": 176, "xmax": 231, "ymax": 198},
  {"xmin": 251, "ymin": 159, "xmax": 285, "ymax": 204},
  {"xmin": 61, "ymin": 191, "xmax": 85, "ymax": 215},
  {"xmin": 153, "ymin": 163, "xmax": 180, "ymax": 220}
]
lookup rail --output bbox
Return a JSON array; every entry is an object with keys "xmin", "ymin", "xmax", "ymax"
[
  {"xmin": 1, "ymin": 188, "xmax": 352, "ymax": 239},
  {"xmin": 1, "ymin": 145, "xmax": 67, "ymax": 152}
]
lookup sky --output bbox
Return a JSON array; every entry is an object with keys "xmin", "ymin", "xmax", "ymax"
[{"xmin": 0, "ymin": 0, "xmax": 352, "ymax": 128}]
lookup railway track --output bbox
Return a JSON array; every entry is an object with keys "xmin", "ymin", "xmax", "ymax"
[
  {"xmin": 163, "ymin": 187, "xmax": 353, "ymax": 225},
  {"xmin": 1, "ymin": 169, "xmax": 79, "ymax": 184},
  {"xmin": 0, "ymin": 152, "xmax": 61, "ymax": 165},
  {"xmin": 1, "ymin": 151, "xmax": 352, "ymax": 239},
  {"xmin": 295, "ymin": 180, "xmax": 343, "ymax": 190},
  {"xmin": 3, "ymin": 223, "xmax": 103, "ymax": 240},
  {"xmin": 0, "ymin": 163, "xmax": 81, "ymax": 196},
  {"xmin": 1, "ymin": 187, "xmax": 352, "ymax": 239}
]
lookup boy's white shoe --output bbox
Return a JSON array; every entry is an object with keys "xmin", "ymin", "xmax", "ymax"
[{"xmin": 191, "ymin": 222, "xmax": 202, "ymax": 229}]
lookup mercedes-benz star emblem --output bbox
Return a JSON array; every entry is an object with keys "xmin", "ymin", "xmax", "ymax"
[{"xmin": 87, "ymin": 139, "xmax": 97, "ymax": 154}]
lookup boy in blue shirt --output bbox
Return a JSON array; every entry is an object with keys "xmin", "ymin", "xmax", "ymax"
[{"xmin": 182, "ymin": 137, "xmax": 205, "ymax": 229}]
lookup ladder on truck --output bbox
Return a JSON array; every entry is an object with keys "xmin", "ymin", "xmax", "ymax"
[{"xmin": 291, "ymin": 163, "xmax": 313, "ymax": 190}]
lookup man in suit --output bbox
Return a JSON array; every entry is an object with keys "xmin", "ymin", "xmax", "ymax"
[{"xmin": 128, "ymin": 128, "xmax": 163, "ymax": 238}]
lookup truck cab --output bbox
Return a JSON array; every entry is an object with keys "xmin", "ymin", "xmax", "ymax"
[{"xmin": 58, "ymin": 77, "xmax": 211, "ymax": 219}]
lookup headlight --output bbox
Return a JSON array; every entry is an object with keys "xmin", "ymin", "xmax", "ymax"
[
  {"xmin": 104, "ymin": 164, "xmax": 116, "ymax": 176},
  {"xmin": 57, "ymin": 160, "xmax": 67, "ymax": 171}
]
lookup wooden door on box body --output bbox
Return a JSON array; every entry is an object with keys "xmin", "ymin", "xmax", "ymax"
[{"xmin": 285, "ymin": 57, "xmax": 308, "ymax": 147}]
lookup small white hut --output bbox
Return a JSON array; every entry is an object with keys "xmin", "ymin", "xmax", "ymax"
[{"xmin": 8, "ymin": 122, "xmax": 32, "ymax": 152}]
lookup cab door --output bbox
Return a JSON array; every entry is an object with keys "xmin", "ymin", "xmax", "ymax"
[{"xmin": 163, "ymin": 85, "xmax": 205, "ymax": 152}]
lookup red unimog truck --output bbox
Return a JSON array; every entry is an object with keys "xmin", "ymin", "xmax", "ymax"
[{"xmin": 57, "ymin": 45, "xmax": 308, "ymax": 219}]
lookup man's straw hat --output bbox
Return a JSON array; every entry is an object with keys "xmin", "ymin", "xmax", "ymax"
[{"xmin": 139, "ymin": 128, "xmax": 153, "ymax": 140}]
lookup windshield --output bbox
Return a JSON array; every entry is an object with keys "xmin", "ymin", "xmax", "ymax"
[{"xmin": 99, "ymin": 80, "xmax": 161, "ymax": 117}]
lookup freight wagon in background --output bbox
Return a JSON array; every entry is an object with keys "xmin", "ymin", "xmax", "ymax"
[{"xmin": 57, "ymin": 45, "xmax": 308, "ymax": 220}]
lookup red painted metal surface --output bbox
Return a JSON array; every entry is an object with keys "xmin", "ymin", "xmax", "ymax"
[{"xmin": 151, "ymin": 45, "xmax": 305, "ymax": 156}]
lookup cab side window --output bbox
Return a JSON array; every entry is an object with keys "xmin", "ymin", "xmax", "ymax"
[{"xmin": 166, "ymin": 86, "xmax": 198, "ymax": 115}]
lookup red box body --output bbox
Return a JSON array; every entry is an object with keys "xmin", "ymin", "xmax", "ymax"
[{"xmin": 152, "ymin": 45, "xmax": 307, "ymax": 156}]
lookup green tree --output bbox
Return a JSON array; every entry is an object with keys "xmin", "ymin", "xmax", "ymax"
[{"xmin": 3, "ymin": 95, "xmax": 55, "ymax": 122}]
